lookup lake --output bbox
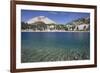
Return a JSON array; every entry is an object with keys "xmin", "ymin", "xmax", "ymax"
[{"xmin": 21, "ymin": 32, "xmax": 90, "ymax": 63}]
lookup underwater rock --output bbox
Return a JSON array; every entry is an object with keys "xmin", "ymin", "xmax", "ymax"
[
  {"xmin": 70, "ymin": 50, "xmax": 81, "ymax": 60},
  {"xmin": 82, "ymin": 52, "xmax": 89, "ymax": 59},
  {"xmin": 74, "ymin": 56, "xmax": 78, "ymax": 60}
]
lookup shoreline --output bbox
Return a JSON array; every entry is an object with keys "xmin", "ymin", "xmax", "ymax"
[{"xmin": 21, "ymin": 30, "xmax": 90, "ymax": 32}]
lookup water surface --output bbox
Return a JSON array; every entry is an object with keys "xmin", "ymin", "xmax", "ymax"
[{"xmin": 21, "ymin": 32, "xmax": 90, "ymax": 63}]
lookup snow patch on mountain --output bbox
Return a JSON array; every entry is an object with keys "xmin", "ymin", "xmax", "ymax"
[{"xmin": 27, "ymin": 16, "xmax": 56, "ymax": 24}]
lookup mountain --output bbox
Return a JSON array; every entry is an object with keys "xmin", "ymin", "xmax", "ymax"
[
  {"xmin": 66, "ymin": 17, "xmax": 90, "ymax": 25},
  {"xmin": 27, "ymin": 16, "xmax": 57, "ymax": 24}
]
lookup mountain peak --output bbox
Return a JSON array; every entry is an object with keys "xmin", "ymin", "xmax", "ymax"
[{"xmin": 27, "ymin": 16, "xmax": 56, "ymax": 24}]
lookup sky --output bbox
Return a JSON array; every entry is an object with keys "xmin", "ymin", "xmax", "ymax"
[{"xmin": 21, "ymin": 9, "xmax": 90, "ymax": 24}]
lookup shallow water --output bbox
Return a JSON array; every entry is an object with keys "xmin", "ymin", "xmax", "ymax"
[{"xmin": 21, "ymin": 32, "xmax": 90, "ymax": 63}]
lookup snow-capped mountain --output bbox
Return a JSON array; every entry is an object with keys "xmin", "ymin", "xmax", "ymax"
[{"xmin": 27, "ymin": 16, "xmax": 56, "ymax": 24}]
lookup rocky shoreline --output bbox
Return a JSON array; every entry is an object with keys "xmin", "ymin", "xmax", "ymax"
[{"xmin": 21, "ymin": 30, "xmax": 89, "ymax": 32}]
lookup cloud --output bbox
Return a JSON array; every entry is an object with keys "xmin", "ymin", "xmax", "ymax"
[
  {"xmin": 48, "ymin": 12, "xmax": 59, "ymax": 15},
  {"xmin": 49, "ymin": 11, "xmax": 69, "ymax": 15}
]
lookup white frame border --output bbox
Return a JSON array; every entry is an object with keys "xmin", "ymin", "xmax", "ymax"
[{"xmin": 16, "ymin": 4, "xmax": 95, "ymax": 69}]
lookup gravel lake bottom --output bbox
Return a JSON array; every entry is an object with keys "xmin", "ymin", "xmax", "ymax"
[{"xmin": 21, "ymin": 48, "xmax": 90, "ymax": 63}]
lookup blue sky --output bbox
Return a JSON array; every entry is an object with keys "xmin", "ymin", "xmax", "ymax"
[{"xmin": 21, "ymin": 9, "xmax": 90, "ymax": 24}]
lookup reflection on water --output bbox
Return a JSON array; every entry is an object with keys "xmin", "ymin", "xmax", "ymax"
[{"xmin": 21, "ymin": 32, "xmax": 90, "ymax": 63}]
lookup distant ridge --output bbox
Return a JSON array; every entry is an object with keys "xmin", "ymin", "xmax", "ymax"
[{"xmin": 66, "ymin": 17, "xmax": 90, "ymax": 25}]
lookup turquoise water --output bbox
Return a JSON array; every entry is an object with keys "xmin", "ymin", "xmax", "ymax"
[{"xmin": 21, "ymin": 32, "xmax": 90, "ymax": 63}]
